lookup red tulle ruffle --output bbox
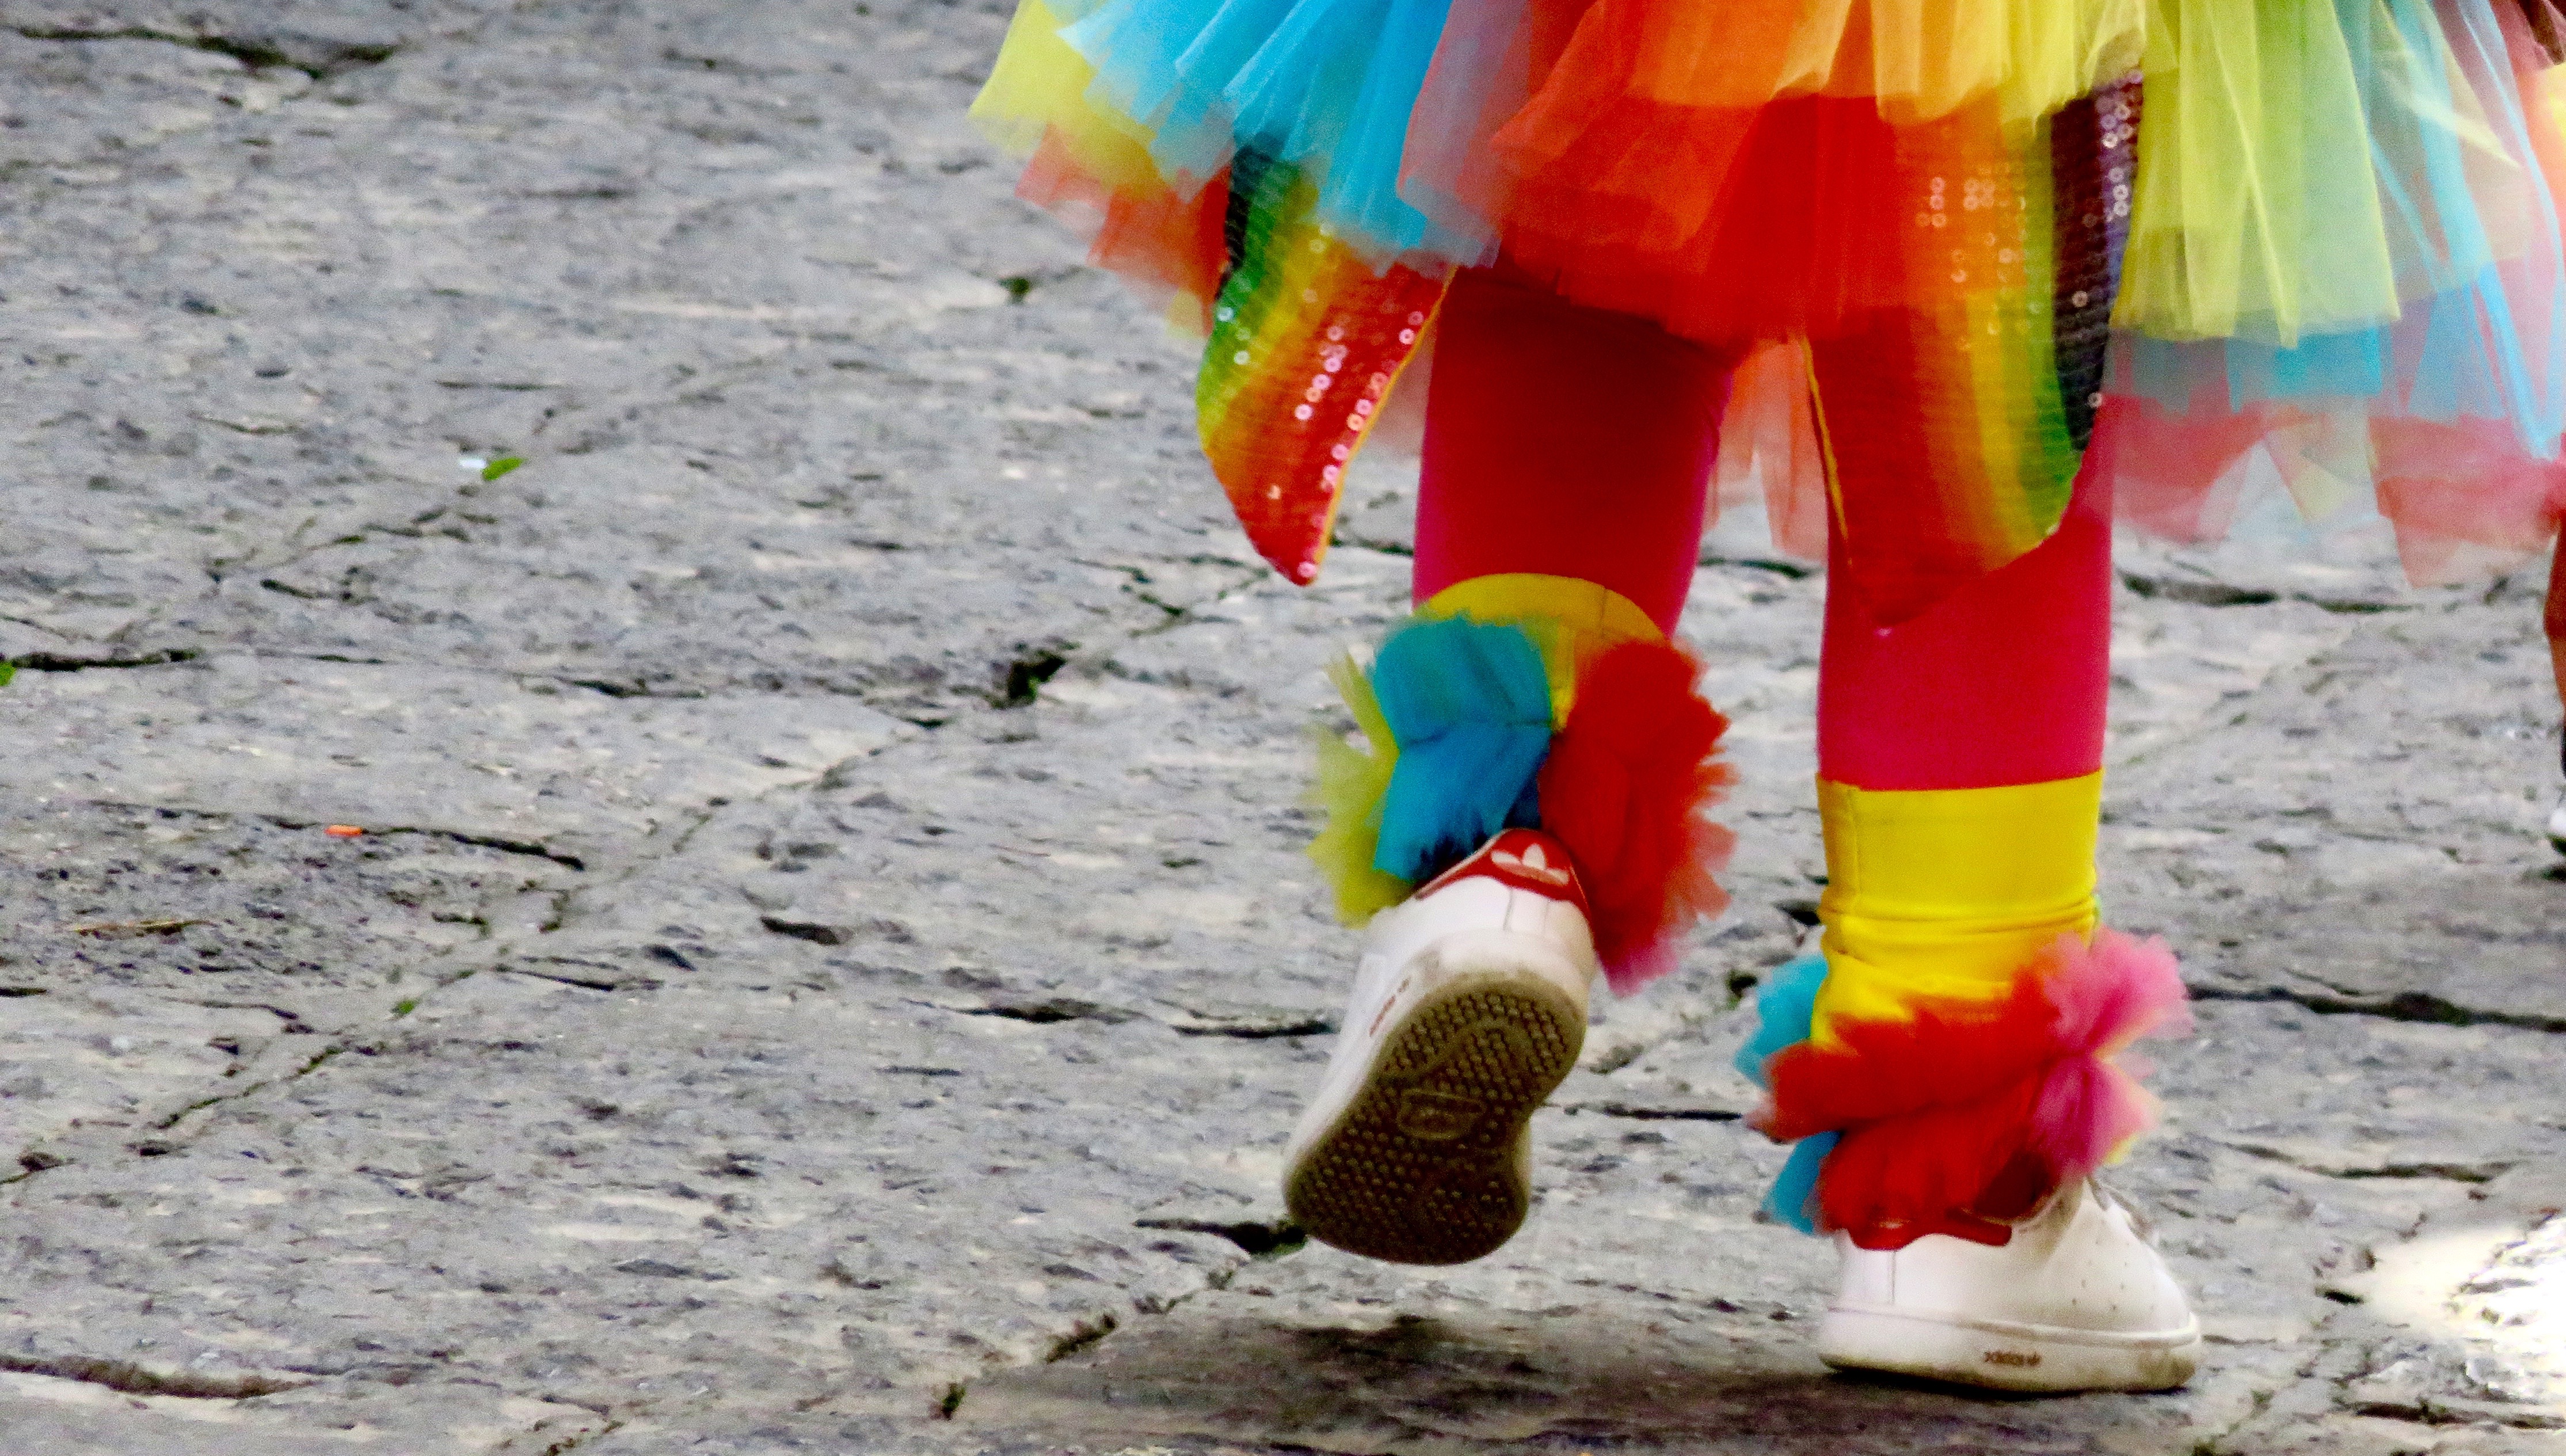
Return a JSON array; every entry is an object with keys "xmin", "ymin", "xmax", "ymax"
[{"xmin": 1535, "ymin": 639, "xmax": 1737, "ymax": 994}]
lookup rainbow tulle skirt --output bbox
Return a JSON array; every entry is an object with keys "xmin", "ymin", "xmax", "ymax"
[{"xmin": 974, "ymin": 0, "xmax": 2566, "ymax": 591}]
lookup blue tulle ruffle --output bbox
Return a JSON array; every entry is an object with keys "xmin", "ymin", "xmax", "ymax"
[
  {"xmin": 1737, "ymin": 953, "xmax": 1833, "ymax": 1236},
  {"xmin": 1369, "ymin": 616, "xmax": 1552, "ymax": 881}
]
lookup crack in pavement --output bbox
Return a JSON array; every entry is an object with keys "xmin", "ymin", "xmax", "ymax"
[
  {"xmin": 500, "ymin": 960, "xmax": 650, "ymax": 993},
  {"xmin": 2214, "ymin": 1139, "xmax": 2518, "ymax": 1184},
  {"xmin": 152, "ymin": 1044, "xmax": 342, "ymax": 1136},
  {"xmin": 1699, "ymin": 553, "xmax": 1819, "ymax": 580},
  {"xmin": 1558, "ymin": 1101, "xmax": 1745, "ymax": 1122},
  {"xmin": 2, "ymin": 1039, "xmax": 345, "ymax": 1187},
  {"xmin": 2188, "ymin": 983, "xmax": 2566, "ymax": 1035},
  {"xmin": 170, "ymin": 999, "xmax": 316, "ymax": 1033},
  {"xmin": 2118, "ymin": 570, "xmax": 2419, "ymax": 615},
  {"xmin": 9, "ymin": 25, "xmax": 396, "ymax": 79},
  {"xmin": 0, "ymin": 1351, "xmax": 308, "ymax": 1400},
  {"xmin": 57, "ymin": 798, "xmax": 587, "ymax": 872},
  {"xmin": 528, "ymin": 1419, "xmax": 625, "ymax": 1455},
  {"xmin": 1167, "ymin": 1016, "xmax": 1334, "ymax": 1039},
  {"xmin": 1064, "ymin": 555, "xmax": 1269, "ymax": 637},
  {"xmin": 7, "ymin": 649, "xmax": 203, "ymax": 672},
  {"xmin": 1041, "ymin": 1312, "xmax": 1119, "ymax": 1364},
  {"xmin": 2352, "ymin": 1393, "xmax": 2566, "ymax": 1432},
  {"xmin": 1133, "ymin": 1215, "xmax": 1307, "ymax": 1257},
  {"xmin": 934, "ymin": 996, "xmax": 1142, "ymax": 1026},
  {"xmin": 923, "ymin": 994, "xmax": 1340, "ymax": 1037},
  {"xmin": 258, "ymin": 818, "xmax": 589, "ymax": 871}
]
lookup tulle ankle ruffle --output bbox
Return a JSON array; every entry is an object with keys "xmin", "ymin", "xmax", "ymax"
[
  {"xmin": 1307, "ymin": 603, "xmax": 1736, "ymax": 993},
  {"xmin": 1737, "ymin": 932, "xmax": 2191, "ymax": 1241}
]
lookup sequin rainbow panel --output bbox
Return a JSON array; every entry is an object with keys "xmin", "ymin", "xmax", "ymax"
[
  {"xmin": 1200, "ymin": 150, "xmax": 1446, "ymax": 583},
  {"xmin": 1804, "ymin": 85, "xmax": 2138, "ymax": 622}
]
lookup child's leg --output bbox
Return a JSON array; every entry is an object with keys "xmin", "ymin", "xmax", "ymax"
[
  {"xmin": 2546, "ymin": 528, "xmax": 2564, "ymax": 848},
  {"xmin": 1740, "ymin": 322, "xmax": 2196, "ymax": 1392},
  {"xmin": 1415, "ymin": 268, "xmax": 1735, "ymax": 632},
  {"xmin": 1759, "ymin": 320, "xmax": 2182, "ymax": 1248},
  {"xmin": 1803, "ymin": 456, "xmax": 2118, "ymax": 1240},
  {"xmin": 2548, "ymin": 527, "xmax": 2565, "ymax": 741},
  {"xmin": 1285, "ymin": 268, "xmax": 1741, "ymax": 1265},
  {"xmin": 1408, "ymin": 264, "xmax": 1746, "ymax": 981}
]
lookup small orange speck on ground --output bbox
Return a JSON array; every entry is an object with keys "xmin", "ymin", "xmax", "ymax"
[{"xmin": 325, "ymin": 825, "xmax": 364, "ymax": 838}]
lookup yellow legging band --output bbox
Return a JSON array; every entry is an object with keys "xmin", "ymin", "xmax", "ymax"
[{"xmin": 1810, "ymin": 772, "xmax": 2104, "ymax": 1047}]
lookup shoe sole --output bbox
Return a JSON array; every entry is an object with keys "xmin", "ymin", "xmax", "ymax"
[
  {"xmin": 1818, "ymin": 1306, "xmax": 2201, "ymax": 1393},
  {"xmin": 1284, "ymin": 965, "xmax": 1584, "ymax": 1266}
]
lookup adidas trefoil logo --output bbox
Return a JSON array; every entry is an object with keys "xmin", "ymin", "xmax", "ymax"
[{"xmin": 1492, "ymin": 838, "xmax": 1571, "ymax": 887}]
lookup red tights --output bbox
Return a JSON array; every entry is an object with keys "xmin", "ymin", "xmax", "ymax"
[
  {"xmin": 1417, "ymin": 270, "xmax": 2111, "ymax": 792},
  {"xmin": 2548, "ymin": 531, "xmax": 2565, "ymax": 767}
]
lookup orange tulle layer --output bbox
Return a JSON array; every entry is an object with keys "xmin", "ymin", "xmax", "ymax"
[
  {"xmin": 1406, "ymin": 0, "xmax": 2131, "ymax": 337},
  {"xmin": 1491, "ymin": 94, "xmax": 2040, "ymax": 342}
]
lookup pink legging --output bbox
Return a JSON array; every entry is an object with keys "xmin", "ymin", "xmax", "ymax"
[
  {"xmin": 2548, "ymin": 531, "xmax": 2565, "ymax": 767},
  {"xmin": 1417, "ymin": 270, "xmax": 2111, "ymax": 792},
  {"xmin": 2551, "ymin": 529, "xmax": 2566, "ymax": 645}
]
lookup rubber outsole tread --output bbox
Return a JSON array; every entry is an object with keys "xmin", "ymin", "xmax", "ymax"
[{"xmin": 1284, "ymin": 977, "xmax": 1583, "ymax": 1266}]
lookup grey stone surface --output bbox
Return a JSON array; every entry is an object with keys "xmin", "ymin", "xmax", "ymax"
[{"xmin": 1, "ymin": 2, "xmax": 2562, "ymax": 1452}]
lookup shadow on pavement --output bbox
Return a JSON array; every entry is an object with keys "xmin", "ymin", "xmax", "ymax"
[{"xmin": 956, "ymin": 1306, "xmax": 2205, "ymax": 1451}]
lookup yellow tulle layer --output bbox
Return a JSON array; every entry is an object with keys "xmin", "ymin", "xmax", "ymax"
[
  {"xmin": 968, "ymin": 0, "xmax": 1153, "ymax": 193},
  {"xmin": 2120, "ymin": 0, "xmax": 2536, "ymax": 344}
]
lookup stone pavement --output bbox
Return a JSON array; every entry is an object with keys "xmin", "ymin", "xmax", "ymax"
[{"xmin": 0, "ymin": 2, "xmax": 2561, "ymax": 1451}]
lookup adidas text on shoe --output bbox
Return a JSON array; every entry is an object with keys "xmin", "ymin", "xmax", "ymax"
[{"xmin": 1282, "ymin": 829, "xmax": 1598, "ymax": 1266}]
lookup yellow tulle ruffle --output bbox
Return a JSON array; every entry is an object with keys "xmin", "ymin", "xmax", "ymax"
[{"xmin": 1308, "ymin": 654, "xmax": 1410, "ymax": 925}]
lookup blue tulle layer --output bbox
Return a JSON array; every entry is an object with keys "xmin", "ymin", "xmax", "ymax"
[{"xmin": 1061, "ymin": 0, "xmax": 1464, "ymax": 257}]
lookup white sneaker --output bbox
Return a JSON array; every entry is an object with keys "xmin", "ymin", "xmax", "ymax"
[
  {"xmin": 2547, "ymin": 789, "xmax": 2565, "ymax": 856},
  {"xmin": 1818, "ymin": 1179, "xmax": 2202, "ymax": 1393},
  {"xmin": 1282, "ymin": 828, "xmax": 1599, "ymax": 1266}
]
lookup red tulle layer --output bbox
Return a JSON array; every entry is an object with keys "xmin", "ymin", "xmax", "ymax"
[
  {"xmin": 1535, "ymin": 639, "xmax": 1737, "ymax": 994},
  {"xmin": 2095, "ymin": 394, "xmax": 2566, "ymax": 587},
  {"xmin": 1493, "ymin": 95, "xmax": 2031, "ymax": 342}
]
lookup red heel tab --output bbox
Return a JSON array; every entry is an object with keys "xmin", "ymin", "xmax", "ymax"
[{"xmin": 1417, "ymin": 829, "xmax": 1589, "ymax": 912}]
